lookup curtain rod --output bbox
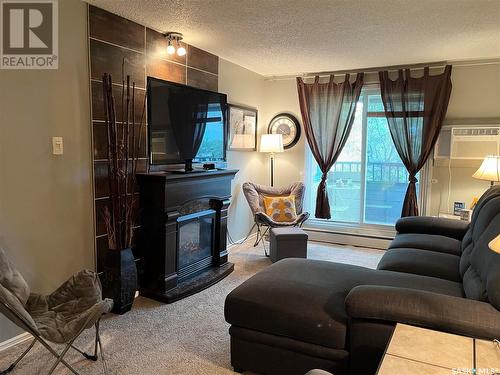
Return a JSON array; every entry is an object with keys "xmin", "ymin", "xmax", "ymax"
[{"xmin": 265, "ymin": 58, "xmax": 500, "ymax": 81}]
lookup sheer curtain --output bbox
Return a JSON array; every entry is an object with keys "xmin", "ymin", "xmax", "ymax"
[
  {"xmin": 379, "ymin": 65, "xmax": 452, "ymax": 216},
  {"xmin": 296, "ymin": 74, "xmax": 364, "ymax": 219},
  {"xmin": 169, "ymin": 93, "xmax": 207, "ymax": 168}
]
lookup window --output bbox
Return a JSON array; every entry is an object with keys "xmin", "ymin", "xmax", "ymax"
[
  {"xmin": 305, "ymin": 86, "xmax": 421, "ymax": 227},
  {"xmin": 194, "ymin": 103, "xmax": 226, "ymax": 162}
]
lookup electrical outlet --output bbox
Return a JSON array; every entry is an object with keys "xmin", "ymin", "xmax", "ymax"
[{"xmin": 52, "ymin": 137, "xmax": 63, "ymax": 155}]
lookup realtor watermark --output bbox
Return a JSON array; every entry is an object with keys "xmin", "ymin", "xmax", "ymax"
[
  {"xmin": 452, "ymin": 368, "xmax": 500, "ymax": 374},
  {"xmin": 1, "ymin": 0, "xmax": 58, "ymax": 69}
]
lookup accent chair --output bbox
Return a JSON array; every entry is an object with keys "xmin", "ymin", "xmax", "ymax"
[
  {"xmin": 0, "ymin": 248, "xmax": 113, "ymax": 375},
  {"xmin": 242, "ymin": 181, "xmax": 310, "ymax": 255}
]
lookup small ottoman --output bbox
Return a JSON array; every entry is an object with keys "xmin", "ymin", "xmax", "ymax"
[{"xmin": 269, "ymin": 227, "xmax": 308, "ymax": 263}]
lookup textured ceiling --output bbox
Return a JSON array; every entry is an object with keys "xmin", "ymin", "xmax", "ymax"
[{"xmin": 85, "ymin": 0, "xmax": 500, "ymax": 76}]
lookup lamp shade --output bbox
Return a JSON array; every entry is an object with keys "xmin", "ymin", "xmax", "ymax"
[
  {"xmin": 230, "ymin": 134, "xmax": 254, "ymax": 149},
  {"xmin": 488, "ymin": 234, "xmax": 500, "ymax": 254},
  {"xmin": 472, "ymin": 155, "xmax": 500, "ymax": 182},
  {"xmin": 260, "ymin": 134, "xmax": 284, "ymax": 153}
]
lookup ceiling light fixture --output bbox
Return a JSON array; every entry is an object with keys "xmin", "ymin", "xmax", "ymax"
[{"xmin": 164, "ymin": 32, "xmax": 186, "ymax": 57}]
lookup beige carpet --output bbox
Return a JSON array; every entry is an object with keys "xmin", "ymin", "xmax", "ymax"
[{"xmin": 0, "ymin": 240, "xmax": 384, "ymax": 375}]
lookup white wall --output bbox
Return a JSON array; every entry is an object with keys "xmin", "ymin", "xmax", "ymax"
[
  {"xmin": 261, "ymin": 79, "xmax": 306, "ymax": 187},
  {"xmin": 446, "ymin": 63, "xmax": 500, "ymax": 119},
  {"xmin": 429, "ymin": 62, "xmax": 500, "ymax": 215},
  {"xmin": 0, "ymin": 0, "xmax": 92, "ymax": 342},
  {"xmin": 260, "ymin": 63, "xmax": 500, "ymax": 218},
  {"xmin": 218, "ymin": 59, "xmax": 268, "ymax": 241}
]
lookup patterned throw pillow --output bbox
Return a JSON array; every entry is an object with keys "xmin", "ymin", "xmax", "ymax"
[{"xmin": 263, "ymin": 195, "xmax": 298, "ymax": 222}]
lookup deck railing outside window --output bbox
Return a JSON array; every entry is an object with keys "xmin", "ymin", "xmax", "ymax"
[{"xmin": 309, "ymin": 160, "xmax": 418, "ymax": 226}]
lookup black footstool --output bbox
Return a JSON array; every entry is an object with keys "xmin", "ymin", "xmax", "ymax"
[{"xmin": 269, "ymin": 227, "xmax": 308, "ymax": 262}]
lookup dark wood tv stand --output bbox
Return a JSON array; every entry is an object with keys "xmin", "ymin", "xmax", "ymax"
[{"xmin": 136, "ymin": 169, "xmax": 238, "ymax": 303}]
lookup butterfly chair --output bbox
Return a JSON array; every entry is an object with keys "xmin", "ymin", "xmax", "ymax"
[
  {"xmin": 0, "ymin": 248, "xmax": 113, "ymax": 375},
  {"xmin": 242, "ymin": 182, "xmax": 310, "ymax": 256}
]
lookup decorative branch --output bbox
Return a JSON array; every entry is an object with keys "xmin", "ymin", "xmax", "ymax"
[{"xmin": 101, "ymin": 62, "xmax": 142, "ymax": 250}]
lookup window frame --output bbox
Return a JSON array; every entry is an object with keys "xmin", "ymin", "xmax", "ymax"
[{"xmin": 303, "ymin": 84, "xmax": 429, "ymax": 236}]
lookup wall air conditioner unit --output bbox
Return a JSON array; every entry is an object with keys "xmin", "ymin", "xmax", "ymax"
[{"xmin": 434, "ymin": 125, "xmax": 500, "ymax": 160}]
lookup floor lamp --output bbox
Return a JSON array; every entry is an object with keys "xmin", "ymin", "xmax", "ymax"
[{"xmin": 260, "ymin": 134, "xmax": 284, "ymax": 187}]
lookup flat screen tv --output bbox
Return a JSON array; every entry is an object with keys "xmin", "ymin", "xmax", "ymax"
[{"xmin": 147, "ymin": 77, "xmax": 228, "ymax": 171}]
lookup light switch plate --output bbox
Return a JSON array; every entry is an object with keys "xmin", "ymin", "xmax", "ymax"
[{"xmin": 52, "ymin": 137, "xmax": 63, "ymax": 155}]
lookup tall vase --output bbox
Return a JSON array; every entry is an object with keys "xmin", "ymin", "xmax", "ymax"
[{"xmin": 103, "ymin": 247, "xmax": 138, "ymax": 314}]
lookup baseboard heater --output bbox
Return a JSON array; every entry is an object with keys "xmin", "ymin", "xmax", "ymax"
[{"xmin": 303, "ymin": 227, "xmax": 392, "ymax": 250}]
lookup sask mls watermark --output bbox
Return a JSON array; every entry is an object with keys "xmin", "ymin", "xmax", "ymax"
[{"xmin": 1, "ymin": 0, "xmax": 58, "ymax": 69}]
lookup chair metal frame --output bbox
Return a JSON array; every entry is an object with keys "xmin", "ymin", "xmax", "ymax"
[
  {"xmin": 0, "ymin": 296, "xmax": 108, "ymax": 375},
  {"xmin": 253, "ymin": 223, "xmax": 271, "ymax": 256}
]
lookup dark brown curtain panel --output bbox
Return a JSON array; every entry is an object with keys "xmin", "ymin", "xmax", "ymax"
[
  {"xmin": 297, "ymin": 74, "xmax": 364, "ymax": 219},
  {"xmin": 379, "ymin": 65, "xmax": 452, "ymax": 217}
]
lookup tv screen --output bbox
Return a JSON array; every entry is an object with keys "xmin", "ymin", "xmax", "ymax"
[{"xmin": 147, "ymin": 77, "xmax": 228, "ymax": 166}]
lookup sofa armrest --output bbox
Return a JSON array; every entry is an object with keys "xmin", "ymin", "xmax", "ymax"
[
  {"xmin": 345, "ymin": 285, "xmax": 500, "ymax": 339},
  {"xmin": 395, "ymin": 216, "xmax": 470, "ymax": 240}
]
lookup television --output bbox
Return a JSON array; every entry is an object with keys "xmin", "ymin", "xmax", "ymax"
[{"xmin": 147, "ymin": 77, "xmax": 228, "ymax": 172}]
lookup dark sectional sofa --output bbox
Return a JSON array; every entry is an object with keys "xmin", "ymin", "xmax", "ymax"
[{"xmin": 224, "ymin": 186, "xmax": 500, "ymax": 375}]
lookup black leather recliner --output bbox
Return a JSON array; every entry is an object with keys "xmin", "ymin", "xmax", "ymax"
[{"xmin": 224, "ymin": 186, "xmax": 500, "ymax": 375}]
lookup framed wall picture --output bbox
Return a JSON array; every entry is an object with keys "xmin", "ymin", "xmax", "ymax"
[{"xmin": 227, "ymin": 104, "xmax": 258, "ymax": 151}]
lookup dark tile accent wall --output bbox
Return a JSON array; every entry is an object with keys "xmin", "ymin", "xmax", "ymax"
[
  {"xmin": 91, "ymin": 82, "xmax": 145, "ymax": 123},
  {"xmin": 89, "ymin": 6, "xmax": 145, "ymax": 51},
  {"xmin": 146, "ymin": 57, "xmax": 186, "ymax": 83},
  {"xmin": 187, "ymin": 67, "xmax": 219, "ymax": 91},
  {"xmin": 90, "ymin": 39, "xmax": 146, "ymax": 88},
  {"xmin": 188, "ymin": 45, "xmax": 218, "ymax": 74},
  {"xmin": 88, "ymin": 5, "xmax": 219, "ymax": 272}
]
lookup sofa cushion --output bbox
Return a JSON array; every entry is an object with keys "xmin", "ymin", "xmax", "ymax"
[
  {"xmin": 377, "ymin": 248, "xmax": 461, "ymax": 282},
  {"xmin": 225, "ymin": 259, "xmax": 464, "ymax": 350},
  {"xmin": 459, "ymin": 186, "xmax": 499, "ymax": 274},
  {"xmin": 461, "ymin": 187, "xmax": 500, "ymax": 309},
  {"xmin": 462, "ymin": 266, "xmax": 488, "ymax": 302},
  {"xmin": 395, "ymin": 216, "xmax": 470, "ymax": 240},
  {"xmin": 460, "ymin": 230, "xmax": 474, "ymax": 277},
  {"xmin": 389, "ymin": 233, "xmax": 462, "ymax": 256}
]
